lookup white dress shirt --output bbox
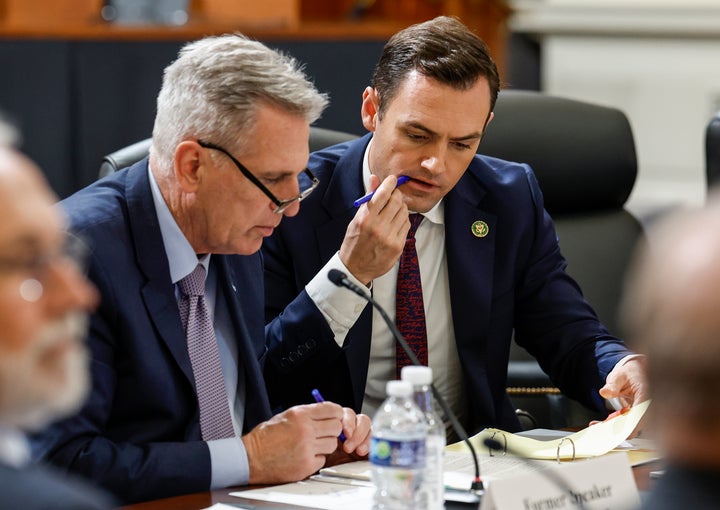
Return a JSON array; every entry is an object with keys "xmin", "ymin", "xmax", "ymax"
[{"xmin": 305, "ymin": 141, "xmax": 466, "ymax": 428}]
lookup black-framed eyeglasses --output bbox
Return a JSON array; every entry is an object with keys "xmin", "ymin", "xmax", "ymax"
[{"xmin": 198, "ymin": 140, "xmax": 319, "ymax": 214}]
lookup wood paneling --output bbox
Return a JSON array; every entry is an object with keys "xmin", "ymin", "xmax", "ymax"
[{"xmin": 0, "ymin": 0, "xmax": 102, "ymax": 25}]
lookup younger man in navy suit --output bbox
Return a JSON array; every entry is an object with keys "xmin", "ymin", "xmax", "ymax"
[{"xmin": 262, "ymin": 16, "xmax": 647, "ymax": 435}]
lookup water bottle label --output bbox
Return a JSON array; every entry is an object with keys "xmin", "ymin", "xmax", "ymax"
[{"xmin": 370, "ymin": 437, "xmax": 426, "ymax": 469}]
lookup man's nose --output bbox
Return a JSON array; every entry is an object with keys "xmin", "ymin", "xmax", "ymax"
[
  {"xmin": 44, "ymin": 259, "xmax": 100, "ymax": 315},
  {"xmin": 420, "ymin": 143, "xmax": 446, "ymax": 175}
]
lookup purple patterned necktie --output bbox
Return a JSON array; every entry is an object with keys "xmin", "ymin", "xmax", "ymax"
[
  {"xmin": 395, "ymin": 214, "xmax": 428, "ymax": 378},
  {"xmin": 178, "ymin": 265, "xmax": 235, "ymax": 440}
]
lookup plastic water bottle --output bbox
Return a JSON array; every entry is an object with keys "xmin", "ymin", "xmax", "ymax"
[
  {"xmin": 402, "ymin": 366, "xmax": 446, "ymax": 510},
  {"xmin": 370, "ymin": 380, "xmax": 427, "ymax": 510}
]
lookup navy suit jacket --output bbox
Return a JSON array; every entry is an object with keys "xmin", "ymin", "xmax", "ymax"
[
  {"xmin": 263, "ymin": 134, "xmax": 632, "ymax": 432},
  {"xmin": 31, "ymin": 160, "xmax": 272, "ymax": 504}
]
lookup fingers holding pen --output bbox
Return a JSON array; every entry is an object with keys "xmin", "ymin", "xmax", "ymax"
[
  {"xmin": 243, "ymin": 402, "xmax": 347, "ymax": 484},
  {"xmin": 341, "ymin": 174, "xmax": 410, "ymax": 284},
  {"xmin": 363, "ymin": 174, "xmax": 407, "ymax": 214},
  {"xmin": 340, "ymin": 408, "xmax": 371, "ymax": 457}
]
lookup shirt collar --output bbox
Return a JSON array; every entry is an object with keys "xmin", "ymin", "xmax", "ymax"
[
  {"xmin": 147, "ymin": 165, "xmax": 211, "ymax": 283},
  {"xmin": 0, "ymin": 426, "xmax": 30, "ymax": 468},
  {"xmin": 362, "ymin": 137, "xmax": 444, "ymax": 226}
]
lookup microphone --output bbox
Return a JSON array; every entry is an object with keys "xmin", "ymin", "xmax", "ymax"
[
  {"xmin": 483, "ymin": 438, "xmax": 588, "ymax": 510},
  {"xmin": 327, "ymin": 268, "xmax": 484, "ymax": 497}
]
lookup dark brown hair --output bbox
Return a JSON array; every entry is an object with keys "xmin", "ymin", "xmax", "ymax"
[{"xmin": 371, "ymin": 16, "xmax": 500, "ymax": 118}]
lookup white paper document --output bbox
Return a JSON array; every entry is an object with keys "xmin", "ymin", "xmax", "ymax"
[
  {"xmin": 448, "ymin": 400, "xmax": 651, "ymax": 460},
  {"xmin": 231, "ymin": 479, "xmax": 375, "ymax": 510}
]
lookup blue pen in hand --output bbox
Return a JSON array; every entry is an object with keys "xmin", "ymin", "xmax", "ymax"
[
  {"xmin": 311, "ymin": 388, "xmax": 347, "ymax": 442},
  {"xmin": 353, "ymin": 175, "xmax": 410, "ymax": 207}
]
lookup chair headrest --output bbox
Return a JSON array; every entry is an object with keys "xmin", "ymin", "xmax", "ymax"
[
  {"xmin": 480, "ymin": 90, "xmax": 637, "ymax": 214},
  {"xmin": 99, "ymin": 138, "xmax": 152, "ymax": 179}
]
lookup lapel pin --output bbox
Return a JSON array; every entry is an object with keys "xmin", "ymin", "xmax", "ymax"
[{"xmin": 471, "ymin": 220, "xmax": 489, "ymax": 238}]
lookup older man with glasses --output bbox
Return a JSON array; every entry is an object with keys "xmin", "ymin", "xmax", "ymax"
[
  {"xmin": 31, "ymin": 34, "xmax": 371, "ymax": 505},
  {"xmin": 0, "ymin": 117, "xmax": 113, "ymax": 508}
]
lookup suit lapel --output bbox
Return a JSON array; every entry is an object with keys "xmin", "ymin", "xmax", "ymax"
[
  {"xmin": 316, "ymin": 136, "xmax": 375, "ymax": 409},
  {"xmin": 444, "ymin": 169, "xmax": 497, "ymax": 363},
  {"xmin": 216, "ymin": 257, "xmax": 272, "ymax": 428},
  {"xmin": 316, "ymin": 136, "xmax": 369, "ymax": 261},
  {"xmin": 124, "ymin": 161, "xmax": 196, "ymax": 387}
]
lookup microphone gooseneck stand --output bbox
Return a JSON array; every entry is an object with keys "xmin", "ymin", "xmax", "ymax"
[{"xmin": 327, "ymin": 269, "xmax": 484, "ymax": 499}]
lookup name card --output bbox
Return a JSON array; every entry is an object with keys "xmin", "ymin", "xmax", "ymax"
[{"xmin": 480, "ymin": 453, "xmax": 640, "ymax": 510}]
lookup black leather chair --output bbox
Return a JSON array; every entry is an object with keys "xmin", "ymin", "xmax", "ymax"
[
  {"xmin": 706, "ymin": 110, "xmax": 720, "ymax": 188},
  {"xmin": 481, "ymin": 90, "xmax": 642, "ymax": 428},
  {"xmin": 97, "ymin": 126, "xmax": 357, "ymax": 178}
]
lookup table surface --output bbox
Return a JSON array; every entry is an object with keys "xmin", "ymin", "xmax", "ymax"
[{"xmin": 119, "ymin": 460, "xmax": 662, "ymax": 510}]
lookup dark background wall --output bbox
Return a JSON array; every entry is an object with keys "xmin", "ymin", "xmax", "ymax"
[
  {"xmin": 0, "ymin": 38, "xmax": 386, "ymax": 198},
  {"xmin": 0, "ymin": 34, "xmax": 539, "ymax": 199}
]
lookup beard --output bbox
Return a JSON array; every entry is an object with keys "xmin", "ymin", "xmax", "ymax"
[{"xmin": 0, "ymin": 312, "xmax": 91, "ymax": 431}]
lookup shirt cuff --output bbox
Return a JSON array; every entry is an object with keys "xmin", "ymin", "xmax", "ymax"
[
  {"xmin": 305, "ymin": 253, "xmax": 369, "ymax": 347},
  {"xmin": 208, "ymin": 437, "xmax": 249, "ymax": 489},
  {"xmin": 614, "ymin": 354, "xmax": 645, "ymax": 368}
]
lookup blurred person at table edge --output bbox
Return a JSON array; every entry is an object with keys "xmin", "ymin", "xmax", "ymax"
[{"xmin": 622, "ymin": 196, "xmax": 720, "ymax": 510}]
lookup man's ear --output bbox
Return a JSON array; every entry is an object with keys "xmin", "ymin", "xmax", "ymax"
[
  {"xmin": 173, "ymin": 141, "xmax": 204, "ymax": 193},
  {"xmin": 361, "ymin": 87, "xmax": 380, "ymax": 132}
]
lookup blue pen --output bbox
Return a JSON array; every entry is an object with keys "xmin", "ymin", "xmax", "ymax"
[
  {"xmin": 311, "ymin": 388, "xmax": 347, "ymax": 441},
  {"xmin": 353, "ymin": 175, "xmax": 410, "ymax": 207}
]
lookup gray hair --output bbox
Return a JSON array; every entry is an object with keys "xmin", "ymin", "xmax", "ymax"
[{"xmin": 151, "ymin": 33, "xmax": 328, "ymax": 174}]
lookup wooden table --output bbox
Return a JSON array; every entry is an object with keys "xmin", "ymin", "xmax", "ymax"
[{"xmin": 119, "ymin": 460, "xmax": 662, "ymax": 510}]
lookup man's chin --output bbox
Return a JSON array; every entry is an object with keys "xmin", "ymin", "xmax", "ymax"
[
  {"xmin": 4, "ymin": 345, "xmax": 89, "ymax": 431},
  {"xmin": 0, "ymin": 313, "xmax": 91, "ymax": 431}
]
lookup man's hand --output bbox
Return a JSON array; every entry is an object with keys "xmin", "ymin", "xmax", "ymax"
[
  {"xmin": 325, "ymin": 407, "xmax": 372, "ymax": 467},
  {"xmin": 243, "ymin": 402, "xmax": 346, "ymax": 484},
  {"xmin": 599, "ymin": 357, "xmax": 648, "ymax": 408},
  {"xmin": 595, "ymin": 357, "xmax": 649, "ymax": 435},
  {"xmin": 340, "ymin": 174, "xmax": 410, "ymax": 284}
]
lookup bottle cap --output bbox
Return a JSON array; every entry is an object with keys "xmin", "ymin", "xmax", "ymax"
[
  {"xmin": 400, "ymin": 365, "xmax": 433, "ymax": 385},
  {"xmin": 386, "ymin": 380, "xmax": 413, "ymax": 397}
]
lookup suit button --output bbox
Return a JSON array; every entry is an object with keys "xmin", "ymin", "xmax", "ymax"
[{"xmin": 305, "ymin": 339, "xmax": 317, "ymax": 350}]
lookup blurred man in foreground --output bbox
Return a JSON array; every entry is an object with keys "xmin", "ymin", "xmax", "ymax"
[
  {"xmin": 621, "ymin": 198, "xmax": 720, "ymax": 509},
  {"xmin": 0, "ymin": 118, "xmax": 112, "ymax": 508}
]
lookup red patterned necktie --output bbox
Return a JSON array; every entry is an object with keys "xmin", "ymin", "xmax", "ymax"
[
  {"xmin": 178, "ymin": 265, "xmax": 235, "ymax": 440},
  {"xmin": 395, "ymin": 214, "xmax": 428, "ymax": 378}
]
